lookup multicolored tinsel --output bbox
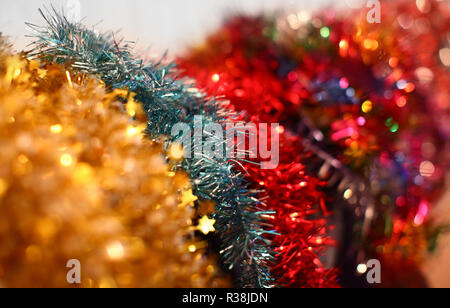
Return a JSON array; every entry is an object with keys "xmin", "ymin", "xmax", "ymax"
[
  {"xmin": 179, "ymin": 0, "xmax": 449, "ymax": 287},
  {"xmin": 28, "ymin": 10, "xmax": 277, "ymax": 288},
  {"xmin": 275, "ymin": 0, "xmax": 448, "ymax": 274},
  {"xmin": 178, "ymin": 16, "xmax": 340, "ymax": 288}
]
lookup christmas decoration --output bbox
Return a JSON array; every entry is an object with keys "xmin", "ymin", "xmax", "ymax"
[
  {"xmin": 178, "ymin": 16, "xmax": 339, "ymax": 288},
  {"xmin": 28, "ymin": 10, "xmax": 276, "ymax": 288},
  {"xmin": 0, "ymin": 49, "xmax": 229, "ymax": 288},
  {"xmin": 1, "ymin": 0, "xmax": 444, "ymax": 288},
  {"xmin": 178, "ymin": 0, "xmax": 449, "ymax": 287},
  {"xmin": 275, "ymin": 0, "xmax": 448, "ymax": 280}
]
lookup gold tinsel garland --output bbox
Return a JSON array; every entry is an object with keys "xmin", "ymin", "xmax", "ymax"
[{"xmin": 0, "ymin": 47, "xmax": 228, "ymax": 288}]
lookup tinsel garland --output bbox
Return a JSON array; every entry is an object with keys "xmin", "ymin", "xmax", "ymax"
[
  {"xmin": 178, "ymin": 0, "xmax": 449, "ymax": 287},
  {"xmin": 28, "ymin": 11, "xmax": 277, "ymax": 288},
  {"xmin": 275, "ymin": 0, "xmax": 448, "ymax": 276},
  {"xmin": 178, "ymin": 17, "xmax": 339, "ymax": 288},
  {"xmin": 0, "ymin": 48, "xmax": 228, "ymax": 288}
]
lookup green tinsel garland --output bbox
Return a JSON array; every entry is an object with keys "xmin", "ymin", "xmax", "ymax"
[{"xmin": 28, "ymin": 9, "xmax": 277, "ymax": 288}]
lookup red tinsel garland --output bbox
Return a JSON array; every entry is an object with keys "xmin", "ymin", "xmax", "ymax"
[{"xmin": 178, "ymin": 17, "xmax": 339, "ymax": 288}]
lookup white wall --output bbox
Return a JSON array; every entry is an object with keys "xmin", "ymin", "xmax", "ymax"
[{"xmin": 0, "ymin": 0, "xmax": 363, "ymax": 56}]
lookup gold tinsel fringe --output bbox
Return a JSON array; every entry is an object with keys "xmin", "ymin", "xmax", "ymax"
[{"xmin": 0, "ymin": 47, "xmax": 228, "ymax": 288}]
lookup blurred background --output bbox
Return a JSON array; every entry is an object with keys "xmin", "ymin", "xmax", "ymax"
[
  {"xmin": 0, "ymin": 0, "xmax": 449, "ymax": 287},
  {"xmin": 0, "ymin": 0, "xmax": 362, "ymax": 55}
]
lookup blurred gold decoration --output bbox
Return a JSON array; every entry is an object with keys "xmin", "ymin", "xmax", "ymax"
[
  {"xmin": 180, "ymin": 189, "xmax": 198, "ymax": 208},
  {"xmin": 198, "ymin": 200, "xmax": 216, "ymax": 216},
  {"xmin": 196, "ymin": 216, "xmax": 216, "ymax": 235},
  {"xmin": 168, "ymin": 143, "xmax": 185, "ymax": 161},
  {"xmin": 0, "ymin": 49, "xmax": 228, "ymax": 288}
]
